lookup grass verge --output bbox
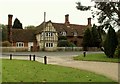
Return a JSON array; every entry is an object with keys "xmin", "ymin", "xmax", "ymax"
[
  {"xmin": 2, "ymin": 59, "xmax": 117, "ymax": 82},
  {"xmin": 74, "ymin": 53, "xmax": 120, "ymax": 63}
]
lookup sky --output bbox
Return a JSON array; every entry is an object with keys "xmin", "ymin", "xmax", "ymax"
[{"xmin": 0, "ymin": 0, "xmax": 95, "ymax": 28}]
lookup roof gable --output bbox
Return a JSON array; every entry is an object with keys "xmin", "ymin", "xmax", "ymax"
[{"xmin": 35, "ymin": 20, "xmax": 88, "ymax": 36}]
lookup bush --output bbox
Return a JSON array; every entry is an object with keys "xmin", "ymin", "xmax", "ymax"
[
  {"xmin": 69, "ymin": 42, "xmax": 76, "ymax": 47},
  {"xmin": 114, "ymin": 45, "xmax": 120, "ymax": 58},
  {"xmin": 58, "ymin": 40, "xmax": 76, "ymax": 47},
  {"xmin": 58, "ymin": 40, "xmax": 69, "ymax": 47},
  {"xmin": 2, "ymin": 41, "xmax": 12, "ymax": 47}
]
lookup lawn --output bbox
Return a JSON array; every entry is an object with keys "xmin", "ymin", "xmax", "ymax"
[
  {"xmin": 74, "ymin": 53, "xmax": 120, "ymax": 63},
  {"xmin": 2, "ymin": 59, "xmax": 117, "ymax": 83}
]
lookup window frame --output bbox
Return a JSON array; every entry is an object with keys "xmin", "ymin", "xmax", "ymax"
[
  {"xmin": 73, "ymin": 31, "xmax": 78, "ymax": 36},
  {"xmin": 16, "ymin": 42, "xmax": 24, "ymax": 47},
  {"xmin": 45, "ymin": 43, "xmax": 54, "ymax": 47},
  {"xmin": 61, "ymin": 31, "xmax": 66, "ymax": 36},
  {"xmin": 45, "ymin": 32, "xmax": 53, "ymax": 37}
]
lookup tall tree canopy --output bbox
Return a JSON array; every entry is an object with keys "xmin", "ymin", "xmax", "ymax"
[
  {"xmin": 82, "ymin": 25, "xmax": 101, "ymax": 49},
  {"xmin": 76, "ymin": 1, "xmax": 120, "ymax": 28},
  {"xmin": 0, "ymin": 24, "xmax": 8, "ymax": 41},
  {"xmin": 103, "ymin": 25, "xmax": 118, "ymax": 58},
  {"xmin": 91, "ymin": 24, "xmax": 101, "ymax": 47},
  {"xmin": 82, "ymin": 27, "xmax": 92, "ymax": 50},
  {"xmin": 24, "ymin": 25, "xmax": 36, "ymax": 29},
  {"xmin": 12, "ymin": 18, "xmax": 23, "ymax": 29}
]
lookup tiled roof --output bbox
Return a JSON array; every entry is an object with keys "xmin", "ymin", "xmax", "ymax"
[
  {"xmin": 52, "ymin": 22, "xmax": 87, "ymax": 36},
  {"xmin": 12, "ymin": 29, "xmax": 36, "ymax": 42},
  {"xmin": 11, "ymin": 21, "xmax": 88, "ymax": 42},
  {"xmin": 35, "ymin": 21, "xmax": 88, "ymax": 36},
  {"xmin": 35, "ymin": 22, "xmax": 44, "ymax": 34}
]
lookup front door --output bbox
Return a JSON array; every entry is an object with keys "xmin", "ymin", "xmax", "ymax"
[{"xmin": 28, "ymin": 42, "xmax": 33, "ymax": 51}]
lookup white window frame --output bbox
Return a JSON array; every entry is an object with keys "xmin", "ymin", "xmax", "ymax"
[
  {"xmin": 73, "ymin": 32, "xmax": 77, "ymax": 36},
  {"xmin": 45, "ymin": 32, "xmax": 53, "ymax": 37},
  {"xmin": 45, "ymin": 43, "xmax": 54, "ymax": 47},
  {"xmin": 61, "ymin": 31, "xmax": 66, "ymax": 36},
  {"xmin": 16, "ymin": 42, "xmax": 24, "ymax": 47}
]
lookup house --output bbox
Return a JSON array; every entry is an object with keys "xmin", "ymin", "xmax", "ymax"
[{"xmin": 7, "ymin": 14, "xmax": 91, "ymax": 51}]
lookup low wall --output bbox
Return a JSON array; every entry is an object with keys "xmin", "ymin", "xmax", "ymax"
[
  {"xmin": 87, "ymin": 47, "xmax": 101, "ymax": 51},
  {"xmin": 2, "ymin": 47, "xmax": 28, "ymax": 52},
  {"xmin": 57, "ymin": 47, "xmax": 101, "ymax": 51},
  {"xmin": 1, "ymin": 47, "xmax": 101, "ymax": 52},
  {"xmin": 57, "ymin": 47, "xmax": 83, "ymax": 51}
]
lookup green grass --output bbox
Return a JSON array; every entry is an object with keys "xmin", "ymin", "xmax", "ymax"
[
  {"xmin": 2, "ymin": 59, "xmax": 117, "ymax": 82},
  {"xmin": 74, "ymin": 53, "xmax": 120, "ymax": 63}
]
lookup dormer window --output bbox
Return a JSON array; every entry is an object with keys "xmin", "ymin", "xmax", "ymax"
[
  {"xmin": 60, "ymin": 31, "xmax": 66, "ymax": 36},
  {"xmin": 73, "ymin": 31, "xmax": 77, "ymax": 36}
]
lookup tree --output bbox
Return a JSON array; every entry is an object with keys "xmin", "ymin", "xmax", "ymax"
[
  {"xmin": 58, "ymin": 36, "xmax": 76, "ymax": 47},
  {"xmin": 95, "ymin": 2, "xmax": 120, "ymax": 26},
  {"xmin": 58, "ymin": 40, "xmax": 69, "ymax": 47},
  {"xmin": 114, "ymin": 29, "xmax": 120, "ymax": 58},
  {"xmin": 58, "ymin": 36, "xmax": 67, "ymax": 40},
  {"xmin": 12, "ymin": 18, "xmax": 23, "ymax": 29},
  {"xmin": 103, "ymin": 25, "xmax": 118, "ymax": 58},
  {"xmin": 91, "ymin": 24, "xmax": 101, "ymax": 47},
  {"xmin": 76, "ymin": 2, "xmax": 120, "ymax": 27},
  {"xmin": 117, "ymin": 29, "xmax": 120, "ymax": 44},
  {"xmin": 0, "ymin": 24, "xmax": 8, "ymax": 41},
  {"xmin": 82, "ymin": 28, "xmax": 92, "ymax": 50},
  {"xmin": 24, "ymin": 25, "xmax": 36, "ymax": 29},
  {"xmin": 76, "ymin": 2, "xmax": 91, "ymax": 11},
  {"xmin": 82, "ymin": 25, "xmax": 101, "ymax": 50}
]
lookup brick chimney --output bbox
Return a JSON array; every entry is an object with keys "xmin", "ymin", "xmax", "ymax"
[
  {"xmin": 8, "ymin": 14, "xmax": 13, "ymax": 43},
  {"xmin": 88, "ymin": 18, "xmax": 91, "ymax": 26},
  {"xmin": 65, "ymin": 14, "xmax": 70, "ymax": 26}
]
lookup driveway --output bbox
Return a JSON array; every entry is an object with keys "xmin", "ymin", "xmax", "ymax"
[
  {"xmin": 44, "ymin": 56, "xmax": 119, "ymax": 82},
  {"xmin": 1, "ymin": 51, "xmax": 119, "ymax": 82}
]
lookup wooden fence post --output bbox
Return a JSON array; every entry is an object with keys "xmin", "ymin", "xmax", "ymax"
[
  {"xmin": 83, "ymin": 51, "xmax": 86, "ymax": 57},
  {"xmin": 44, "ymin": 56, "xmax": 47, "ymax": 64},
  {"xmin": 10, "ymin": 54, "xmax": 12, "ymax": 60},
  {"xmin": 33, "ymin": 55, "xmax": 35, "ymax": 61},
  {"xmin": 29, "ymin": 55, "xmax": 31, "ymax": 61}
]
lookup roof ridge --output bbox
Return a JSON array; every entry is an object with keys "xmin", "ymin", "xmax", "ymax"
[{"xmin": 52, "ymin": 22, "xmax": 86, "ymax": 26}]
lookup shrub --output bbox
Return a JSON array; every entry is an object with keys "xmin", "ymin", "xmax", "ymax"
[
  {"xmin": 58, "ymin": 40, "xmax": 69, "ymax": 47},
  {"xmin": 114, "ymin": 45, "xmax": 120, "ymax": 58},
  {"xmin": 2, "ymin": 41, "xmax": 12, "ymax": 47}
]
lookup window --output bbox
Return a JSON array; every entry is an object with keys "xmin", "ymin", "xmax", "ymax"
[
  {"xmin": 45, "ymin": 32, "xmax": 53, "ymax": 37},
  {"xmin": 16, "ymin": 42, "xmax": 24, "ymax": 47},
  {"xmin": 45, "ymin": 43, "xmax": 53, "ymax": 47},
  {"xmin": 73, "ymin": 32, "xmax": 77, "ymax": 36},
  {"xmin": 60, "ymin": 31, "xmax": 66, "ymax": 36}
]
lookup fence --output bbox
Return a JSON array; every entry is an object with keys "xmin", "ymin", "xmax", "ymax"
[{"xmin": 2, "ymin": 54, "xmax": 47, "ymax": 64}]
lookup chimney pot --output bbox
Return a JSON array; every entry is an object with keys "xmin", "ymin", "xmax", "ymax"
[
  {"xmin": 88, "ymin": 18, "xmax": 91, "ymax": 26},
  {"xmin": 65, "ymin": 14, "xmax": 70, "ymax": 26},
  {"xmin": 8, "ymin": 14, "xmax": 13, "ymax": 43}
]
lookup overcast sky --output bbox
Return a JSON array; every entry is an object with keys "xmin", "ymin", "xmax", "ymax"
[{"xmin": 0, "ymin": 0, "xmax": 95, "ymax": 27}]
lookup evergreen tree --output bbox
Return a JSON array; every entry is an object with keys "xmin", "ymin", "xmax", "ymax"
[
  {"xmin": 12, "ymin": 18, "xmax": 23, "ymax": 29},
  {"xmin": 103, "ymin": 25, "xmax": 118, "ymax": 58},
  {"xmin": 0, "ymin": 24, "xmax": 8, "ymax": 41},
  {"xmin": 91, "ymin": 24, "xmax": 101, "ymax": 47},
  {"xmin": 82, "ymin": 28, "xmax": 92, "ymax": 50}
]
